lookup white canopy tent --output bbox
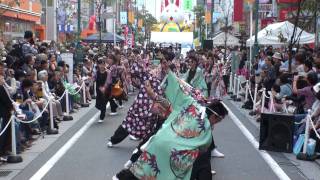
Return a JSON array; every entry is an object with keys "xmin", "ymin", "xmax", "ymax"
[
  {"xmin": 150, "ymin": 32, "xmax": 193, "ymax": 44},
  {"xmin": 212, "ymin": 32, "xmax": 240, "ymax": 46},
  {"xmin": 246, "ymin": 21, "xmax": 315, "ymax": 46}
]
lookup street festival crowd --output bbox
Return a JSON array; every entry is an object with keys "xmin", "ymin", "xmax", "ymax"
[{"xmin": 0, "ymin": 30, "xmax": 319, "ymax": 180}]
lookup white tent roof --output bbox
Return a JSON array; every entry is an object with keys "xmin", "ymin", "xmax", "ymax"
[
  {"xmin": 150, "ymin": 32, "xmax": 193, "ymax": 44},
  {"xmin": 212, "ymin": 32, "xmax": 240, "ymax": 46},
  {"xmin": 246, "ymin": 21, "xmax": 315, "ymax": 46}
]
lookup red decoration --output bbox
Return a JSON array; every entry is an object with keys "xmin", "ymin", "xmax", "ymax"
[
  {"xmin": 277, "ymin": 0, "xmax": 299, "ymax": 3},
  {"xmin": 234, "ymin": 0, "xmax": 243, "ymax": 22},
  {"xmin": 279, "ymin": 7, "xmax": 298, "ymax": 21}
]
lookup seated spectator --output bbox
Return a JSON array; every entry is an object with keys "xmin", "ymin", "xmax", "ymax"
[
  {"xmin": 292, "ymin": 72, "xmax": 318, "ymax": 110},
  {"xmin": 279, "ymin": 73, "xmax": 293, "ymax": 98},
  {"xmin": 294, "ymin": 53, "xmax": 306, "ymax": 75},
  {"xmin": 15, "ymin": 79, "xmax": 37, "ymax": 151},
  {"xmin": 304, "ymin": 60, "xmax": 314, "ymax": 74},
  {"xmin": 22, "ymin": 54, "xmax": 35, "ymax": 74},
  {"xmin": 38, "ymin": 70, "xmax": 64, "ymax": 122},
  {"xmin": 0, "ymin": 62, "xmax": 14, "ymax": 157}
]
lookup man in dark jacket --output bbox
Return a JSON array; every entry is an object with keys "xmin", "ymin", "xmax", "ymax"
[{"xmin": 0, "ymin": 62, "xmax": 14, "ymax": 156}]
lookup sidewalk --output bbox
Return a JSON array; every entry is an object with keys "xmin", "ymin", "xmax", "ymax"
[
  {"xmin": 224, "ymin": 96, "xmax": 320, "ymax": 180},
  {"xmin": 0, "ymin": 102, "xmax": 96, "ymax": 180}
]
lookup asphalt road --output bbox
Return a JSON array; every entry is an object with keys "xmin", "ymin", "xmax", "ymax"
[{"xmin": 12, "ymin": 95, "xmax": 307, "ymax": 180}]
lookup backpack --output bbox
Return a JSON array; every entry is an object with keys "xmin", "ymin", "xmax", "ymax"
[{"xmin": 9, "ymin": 42, "xmax": 26, "ymax": 63}]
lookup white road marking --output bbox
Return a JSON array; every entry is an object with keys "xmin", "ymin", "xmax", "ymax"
[
  {"xmin": 30, "ymin": 103, "xmax": 110, "ymax": 180},
  {"xmin": 222, "ymin": 102, "xmax": 291, "ymax": 180}
]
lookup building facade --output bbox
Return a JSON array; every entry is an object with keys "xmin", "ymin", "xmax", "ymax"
[{"xmin": 0, "ymin": 0, "xmax": 44, "ymax": 43}]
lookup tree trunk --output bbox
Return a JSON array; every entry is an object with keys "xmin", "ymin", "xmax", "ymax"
[{"xmin": 288, "ymin": 0, "xmax": 302, "ymax": 73}]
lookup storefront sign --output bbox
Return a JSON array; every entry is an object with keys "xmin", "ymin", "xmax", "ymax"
[{"xmin": 120, "ymin": 11, "xmax": 128, "ymax": 25}]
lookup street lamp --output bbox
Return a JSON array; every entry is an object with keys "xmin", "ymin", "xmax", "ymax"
[
  {"xmin": 253, "ymin": 0, "xmax": 259, "ymax": 57},
  {"xmin": 96, "ymin": 0, "xmax": 103, "ymax": 48}
]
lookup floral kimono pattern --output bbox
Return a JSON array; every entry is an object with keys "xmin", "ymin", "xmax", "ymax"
[
  {"xmin": 130, "ymin": 71, "xmax": 212, "ymax": 180},
  {"xmin": 212, "ymin": 64, "xmax": 226, "ymax": 99},
  {"xmin": 121, "ymin": 60, "xmax": 164, "ymax": 139}
]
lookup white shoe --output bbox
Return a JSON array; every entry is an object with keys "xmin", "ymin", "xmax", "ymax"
[
  {"xmin": 124, "ymin": 160, "xmax": 133, "ymax": 169},
  {"xmin": 119, "ymin": 105, "xmax": 124, "ymax": 109},
  {"xmin": 97, "ymin": 119, "xmax": 104, "ymax": 123},
  {"xmin": 211, "ymin": 170, "xmax": 216, "ymax": 175},
  {"xmin": 129, "ymin": 135, "xmax": 140, "ymax": 141},
  {"xmin": 107, "ymin": 141, "xmax": 113, "ymax": 148},
  {"xmin": 112, "ymin": 175, "xmax": 119, "ymax": 180},
  {"xmin": 211, "ymin": 148, "xmax": 225, "ymax": 158},
  {"xmin": 109, "ymin": 112, "xmax": 118, "ymax": 116}
]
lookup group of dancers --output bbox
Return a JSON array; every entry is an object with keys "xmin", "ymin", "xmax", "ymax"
[{"xmin": 94, "ymin": 48, "xmax": 229, "ymax": 180}]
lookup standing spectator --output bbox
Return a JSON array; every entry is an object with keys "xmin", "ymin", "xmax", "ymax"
[
  {"xmin": 22, "ymin": 31, "xmax": 38, "ymax": 56},
  {"xmin": 272, "ymin": 52, "xmax": 282, "ymax": 77}
]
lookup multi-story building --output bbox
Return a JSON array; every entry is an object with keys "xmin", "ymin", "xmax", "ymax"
[{"xmin": 0, "ymin": 0, "xmax": 44, "ymax": 43}]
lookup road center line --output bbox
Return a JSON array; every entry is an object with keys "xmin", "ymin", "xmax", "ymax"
[
  {"xmin": 30, "ymin": 111, "xmax": 100, "ymax": 180},
  {"xmin": 222, "ymin": 102, "xmax": 291, "ymax": 180}
]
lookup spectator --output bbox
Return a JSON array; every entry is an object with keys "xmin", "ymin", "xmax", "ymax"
[
  {"xmin": 0, "ymin": 62, "xmax": 14, "ymax": 157},
  {"xmin": 294, "ymin": 53, "xmax": 306, "ymax": 75},
  {"xmin": 293, "ymin": 72, "xmax": 318, "ymax": 110},
  {"xmin": 22, "ymin": 31, "xmax": 38, "ymax": 56}
]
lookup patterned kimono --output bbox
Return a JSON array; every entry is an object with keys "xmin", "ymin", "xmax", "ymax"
[
  {"xmin": 130, "ymin": 72, "xmax": 212, "ymax": 180},
  {"xmin": 212, "ymin": 64, "xmax": 226, "ymax": 99},
  {"xmin": 183, "ymin": 67, "xmax": 208, "ymax": 98},
  {"xmin": 121, "ymin": 60, "xmax": 164, "ymax": 139}
]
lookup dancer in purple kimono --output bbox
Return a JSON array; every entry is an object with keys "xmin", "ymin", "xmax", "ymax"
[{"xmin": 107, "ymin": 56, "xmax": 169, "ymax": 147}]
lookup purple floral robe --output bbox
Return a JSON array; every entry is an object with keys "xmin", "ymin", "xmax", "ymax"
[{"xmin": 122, "ymin": 60, "xmax": 164, "ymax": 139}]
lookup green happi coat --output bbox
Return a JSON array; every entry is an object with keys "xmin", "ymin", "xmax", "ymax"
[
  {"xmin": 130, "ymin": 71, "xmax": 212, "ymax": 180},
  {"xmin": 183, "ymin": 67, "xmax": 208, "ymax": 98}
]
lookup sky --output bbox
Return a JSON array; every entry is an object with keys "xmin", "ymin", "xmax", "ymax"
[{"xmin": 145, "ymin": 0, "xmax": 162, "ymax": 20}]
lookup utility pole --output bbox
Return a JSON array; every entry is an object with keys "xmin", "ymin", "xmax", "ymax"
[
  {"xmin": 315, "ymin": 0, "xmax": 320, "ymax": 49},
  {"xmin": 253, "ymin": 0, "xmax": 259, "ymax": 57},
  {"xmin": 223, "ymin": 16, "xmax": 228, "ymax": 61},
  {"xmin": 77, "ymin": 0, "xmax": 81, "ymax": 45}
]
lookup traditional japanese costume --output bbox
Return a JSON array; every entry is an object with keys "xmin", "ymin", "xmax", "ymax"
[{"xmin": 130, "ymin": 71, "xmax": 212, "ymax": 180}]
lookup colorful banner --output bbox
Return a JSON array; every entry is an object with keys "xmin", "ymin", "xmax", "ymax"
[
  {"xmin": 205, "ymin": 11, "xmax": 211, "ymax": 24},
  {"xmin": 138, "ymin": 19, "xmax": 143, "ymax": 28},
  {"xmin": 183, "ymin": 0, "xmax": 193, "ymax": 11},
  {"xmin": 234, "ymin": 0, "xmax": 243, "ymax": 22},
  {"xmin": 128, "ymin": 11, "xmax": 135, "ymax": 24},
  {"xmin": 120, "ymin": 11, "xmax": 128, "ymax": 25}
]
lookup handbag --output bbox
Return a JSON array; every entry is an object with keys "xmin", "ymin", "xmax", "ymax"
[{"xmin": 111, "ymin": 81, "xmax": 123, "ymax": 97}]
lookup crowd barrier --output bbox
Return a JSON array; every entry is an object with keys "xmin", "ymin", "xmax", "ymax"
[
  {"xmin": 228, "ymin": 73, "xmax": 320, "ymax": 160},
  {"xmin": 0, "ymin": 81, "xmax": 88, "ymax": 163}
]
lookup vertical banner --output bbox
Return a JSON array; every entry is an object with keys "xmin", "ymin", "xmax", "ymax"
[
  {"xmin": 138, "ymin": 19, "xmax": 143, "ymax": 28},
  {"xmin": 183, "ymin": 0, "xmax": 193, "ymax": 11},
  {"xmin": 206, "ymin": 0, "xmax": 212, "ymax": 9},
  {"xmin": 120, "ymin": 11, "xmax": 128, "ymax": 25},
  {"xmin": 317, "ymin": 17, "xmax": 320, "ymax": 48},
  {"xmin": 128, "ymin": 11, "xmax": 135, "ymax": 24},
  {"xmin": 205, "ymin": 11, "xmax": 211, "ymax": 24},
  {"xmin": 234, "ymin": 0, "xmax": 244, "ymax": 22}
]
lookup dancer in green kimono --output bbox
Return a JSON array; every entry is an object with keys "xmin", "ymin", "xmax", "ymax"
[
  {"xmin": 184, "ymin": 55, "xmax": 208, "ymax": 98},
  {"xmin": 113, "ymin": 71, "xmax": 228, "ymax": 180}
]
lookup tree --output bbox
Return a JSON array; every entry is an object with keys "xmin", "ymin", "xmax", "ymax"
[
  {"xmin": 217, "ymin": 0, "xmax": 233, "ymax": 60},
  {"xmin": 285, "ymin": 0, "xmax": 320, "ymax": 72},
  {"xmin": 136, "ymin": 10, "xmax": 157, "ymax": 44},
  {"xmin": 193, "ymin": 5, "xmax": 205, "ymax": 46}
]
